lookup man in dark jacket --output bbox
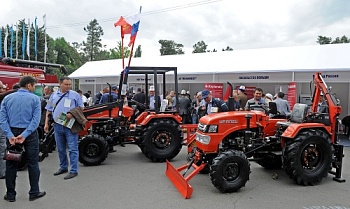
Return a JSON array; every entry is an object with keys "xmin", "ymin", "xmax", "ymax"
[
  {"xmin": 202, "ymin": 89, "xmax": 229, "ymax": 114},
  {"xmin": 178, "ymin": 90, "xmax": 191, "ymax": 124}
]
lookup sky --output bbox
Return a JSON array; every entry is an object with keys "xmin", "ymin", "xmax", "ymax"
[{"xmin": 1, "ymin": 0, "xmax": 350, "ymax": 57}]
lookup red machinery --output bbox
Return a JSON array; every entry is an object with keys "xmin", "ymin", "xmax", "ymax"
[{"xmin": 166, "ymin": 72, "xmax": 345, "ymax": 198}]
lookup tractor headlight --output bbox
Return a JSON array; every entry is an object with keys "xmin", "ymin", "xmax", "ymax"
[
  {"xmin": 207, "ymin": 125, "xmax": 218, "ymax": 133},
  {"xmin": 196, "ymin": 133, "xmax": 211, "ymax": 144}
]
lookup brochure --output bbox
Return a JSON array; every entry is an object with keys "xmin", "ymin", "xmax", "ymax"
[{"xmin": 56, "ymin": 112, "xmax": 75, "ymax": 129}]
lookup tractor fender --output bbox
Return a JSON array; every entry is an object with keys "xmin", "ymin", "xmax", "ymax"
[
  {"xmin": 281, "ymin": 123, "xmax": 330, "ymax": 139},
  {"xmin": 140, "ymin": 113, "xmax": 182, "ymax": 126}
]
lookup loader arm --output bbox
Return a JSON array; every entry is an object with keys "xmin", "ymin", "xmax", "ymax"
[{"xmin": 311, "ymin": 72, "xmax": 342, "ymax": 142}]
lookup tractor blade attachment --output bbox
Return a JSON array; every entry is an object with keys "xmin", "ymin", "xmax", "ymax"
[{"xmin": 165, "ymin": 160, "xmax": 207, "ymax": 199}]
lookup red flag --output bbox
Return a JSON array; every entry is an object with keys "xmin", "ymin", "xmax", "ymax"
[{"xmin": 114, "ymin": 16, "xmax": 132, "ymax": 37}]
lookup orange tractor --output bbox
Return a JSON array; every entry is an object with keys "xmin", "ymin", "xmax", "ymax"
[
  {"xmin": 166, "ymin": 72, "xmax": 345, "ymax": 198},
  {"xmin": 75, "ymin": 66, "xmax": 196, "ymax": 166}
]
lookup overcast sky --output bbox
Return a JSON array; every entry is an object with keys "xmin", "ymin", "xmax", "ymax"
[{"xmin": 2, "ymin": 0, "xmax": 350, "ymax": 57}]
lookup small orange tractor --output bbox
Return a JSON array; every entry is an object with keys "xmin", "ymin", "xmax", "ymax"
[{"xmin": 166, "ymin": 72, "xmax": 345, "ymax": 198}]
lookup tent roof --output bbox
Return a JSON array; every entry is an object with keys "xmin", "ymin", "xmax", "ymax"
[{"xmin": 69, "ymin": 43, "xmax": 350, "ymax": 78}]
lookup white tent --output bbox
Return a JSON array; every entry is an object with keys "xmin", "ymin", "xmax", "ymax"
[{"xmin": 69, "ymin": 43, "xmax": 350, "ymax": 79}]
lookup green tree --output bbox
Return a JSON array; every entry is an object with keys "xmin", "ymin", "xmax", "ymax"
[
  {"xmin": 108, "ymin": 41, "xmax": 131, "ymax": 59},
  {"xmin": 82, "ymin": 19, "xmax": 104, "ymax": 61},
  {"xmin": 134, "ymin": 45, "xmax": 142, "ymax": 57},
  {"xmin": 192, "ymin": 41, "xmax": 207, "ymax": 53},
  {"xmin": 159, "ymin": 40, "xmax": 184, "ymax": 55},
  {"xmin": 317, "ymin": 35, "xmax": 350, "ymax": 45},
  {"xmin": 222, "ymin": 46, "xmax": 233, "ymax": 51},
  {"xmin": 52, "ymin": 37, "xmax": 84, "ymax": 75},
  {"xmin": 207, "ymin": 48, "xmax": 217, "ymax": 52}
]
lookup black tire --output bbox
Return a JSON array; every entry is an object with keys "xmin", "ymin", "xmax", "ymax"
[
  {"xmin": 210, "ymin": 150, "xmax": 250, "ymax": 193},
  {"xmin": 254, "ymin": 153, "xmax": 282, "ymax": 170},
  {"xmin": 79, "ymin": 136, "xmax": 109, "ymax": 166},
  {"xmin": 142, "ymin": 119, "xmax": 182, "ymax": 162},
  {"xmin": 283, "ymin": 129, "xmax": 333, "ymax": 186}
]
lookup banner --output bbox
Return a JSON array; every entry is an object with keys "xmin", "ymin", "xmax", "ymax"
[
  {"xmin": 4, "ymin": 28, "xmax": 8, "ymax": 58},
  {"xmin": 22, "ymin": 23, "xmax": 26, "ymax": 59},
  {"xmin": 10, "ymin": 25, "xmax": 14, "ymax": 58},
  {"xmin": 34, "ymin": 16, "xmax": 37, "ymax": 61},
  {"xmin": 16, "ymin": 23, "xmax": 18, "ymax": 59},
  {"xmin": 27, "ymin": 18, "xmax": 30, "ymax": 60},
  {"xmin": 287, "ymin": 82, "xmax": 297, "ymax": 110},
  {"xmin": 0, "ymin": 28, "xmax": 2, "ymax": 57},
  {"xmin": 204, "ymin": 83, "xmax": 224, "ymax": 99}
]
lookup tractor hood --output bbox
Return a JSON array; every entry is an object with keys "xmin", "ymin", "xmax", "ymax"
[{"xmin": 199, "ymin": 110, "xmax": 266, "ymax": 126}]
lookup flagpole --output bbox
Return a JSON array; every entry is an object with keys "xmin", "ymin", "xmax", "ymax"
[
  {"xmin": 121, "ymin": 35, "xmax": 125, "ymax": 69},
  {"xmin": 127, "ymin": 39, "xmax": 136, "ymax": 67}
]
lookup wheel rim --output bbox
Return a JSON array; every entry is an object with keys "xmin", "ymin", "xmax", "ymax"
[
  {"xmin": 85, "ymin": 143, "xmax": 100, "ymax": 157},
  {"xmin": 301, "ymin": 143, "xmax": 323, "ymax": 170},
  {"xmin": 151, "ymin": 130, "xmax": 173, "ymax": 149},
  {"xmin": 223, "ymin": 162, "xmax": 240, "ymax": 181}
]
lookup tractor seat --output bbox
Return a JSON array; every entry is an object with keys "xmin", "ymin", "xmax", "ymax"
[{"xmin": 276, "ymin": 103, "xmax": 309, "ymax": 127}]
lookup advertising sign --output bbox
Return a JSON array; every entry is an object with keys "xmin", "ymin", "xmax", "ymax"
[
  {"xmin": 287, "ymin": 82, "xmax": 297, "ymax": 110},
  {"xmin": 204, "ymin": 83, "xmax": 224, "ymax": 99}
]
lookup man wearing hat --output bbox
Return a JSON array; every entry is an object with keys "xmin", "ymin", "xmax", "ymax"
[
  {"xmin": 178, "ymin": 90, "xmax": 191, "ymax": 123},
  {"xmin": 237, "ymin": 85, "xmax": 247, "ymax": 109},
  {"xmin": 147, "ymin": 86, "xmax": 161, "ymax": 110},
  {"xmin": 99, "ymin": 85, "xmax": 118, "ymax": 104},
  {"xmin": 202, "ymin": 89, "xmax": 228, "ymax": 115}
]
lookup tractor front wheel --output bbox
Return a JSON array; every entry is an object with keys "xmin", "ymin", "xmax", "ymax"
[
  {"xmin": 142, "ymin": 119, "xmax": 182, "ymax": 162},
  {"xmin": 283, "ymin": 129, "xmax": 333, "ymax": 185},
  {"xmin": 210, "ymin": 150, "xmax": 250, "ymax": 193},
  {"xmin": 79, "ymin": 136, "xmax": 109, "ymax": 166}
]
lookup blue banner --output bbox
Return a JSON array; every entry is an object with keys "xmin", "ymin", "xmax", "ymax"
[
  {"xmin": 10, "ymin": 25, "xmax": 14, "ymax": 58},
  {"xmin": 22, "ymin": 24, "xmax": 26, "ymax": 59},
  {"xmin": 0, "ymin": 28, "xmax": 2, "ymax": 57}
]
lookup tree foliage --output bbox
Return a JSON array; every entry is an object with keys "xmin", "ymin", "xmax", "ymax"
[
  {"xmin": 222, "ymin": 46, "xmax": 233, "ymax": 51},
  {"xmin": 134, "ymin": 45, "xmax": 142, "ymax": 57},
  {"xmin": 159, "ymin": 40, "xmax": 184, "ymax": 55},
  {"xmin": 192, "ymin": 41, "xmax": 207, "ymax": 53},
  {"xmin": 82, "ymin": 19, "xmax": 104, "ymax": 61},
  {"xmin": 317, "ymin": 35, "xmax": 350, "ymax": 44}
]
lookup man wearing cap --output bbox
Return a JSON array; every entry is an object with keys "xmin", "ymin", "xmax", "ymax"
[
  {"xmin": 99, "ymin": 85, "xmax": 118, "ymax": 104},
  {"xmin": 202, "ymin": 89, "xmax": 228, "ymax": 115},
  {"xmin": 238, "ymin": 86, "xmax": 248, "ymax": 109},
  {"xmin": 245, "ymin": 87, "xmax": 267, "ymax": 111},
  {"xmin": 178, "ymin": 90, "xmax": 191, "ymax": 124},
  {"xmin": 147, "ymin": 86, "xmax": 161, "ymax": 110}
]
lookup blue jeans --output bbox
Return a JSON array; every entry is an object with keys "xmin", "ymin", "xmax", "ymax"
[
  {"xmin": 6, "ymin": 128, "xmax": 41, "ymax": 198},
  {"xmin": 0, "ymin": 129, "xmax": 6, "ymax": 176},
  {"xmin": 192, "ymin": 114, "xmax": 198, "ymax": 124},
  {"xmin": 54, "ymin": 124, "xmax": 79, "ymax": 174}
]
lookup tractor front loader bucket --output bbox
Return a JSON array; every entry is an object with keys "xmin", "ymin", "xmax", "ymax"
[{"xmin": 165, "ymin": 160, "xmax": 207, "ymax": 199}]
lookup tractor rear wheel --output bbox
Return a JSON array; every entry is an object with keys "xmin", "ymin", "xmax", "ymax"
[
  {"xmin": 142, "ymin": 119, "xmax": 182, "ymax": 162},
  {"xmin": 283, "ymin": 129, "xmax": 333, "ymax": 185},
  {"xmin": 210, "ymin": 150, "xmax": 250, "ymax": 193},
  {"xmin": 79, "ymin": 136, "xmax": 109, "ymax": 166}
]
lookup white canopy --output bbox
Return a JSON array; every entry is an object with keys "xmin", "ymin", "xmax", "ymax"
[{"xmin": 69, "ymin": 43, "xmax": 350, "ymax": 78}]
